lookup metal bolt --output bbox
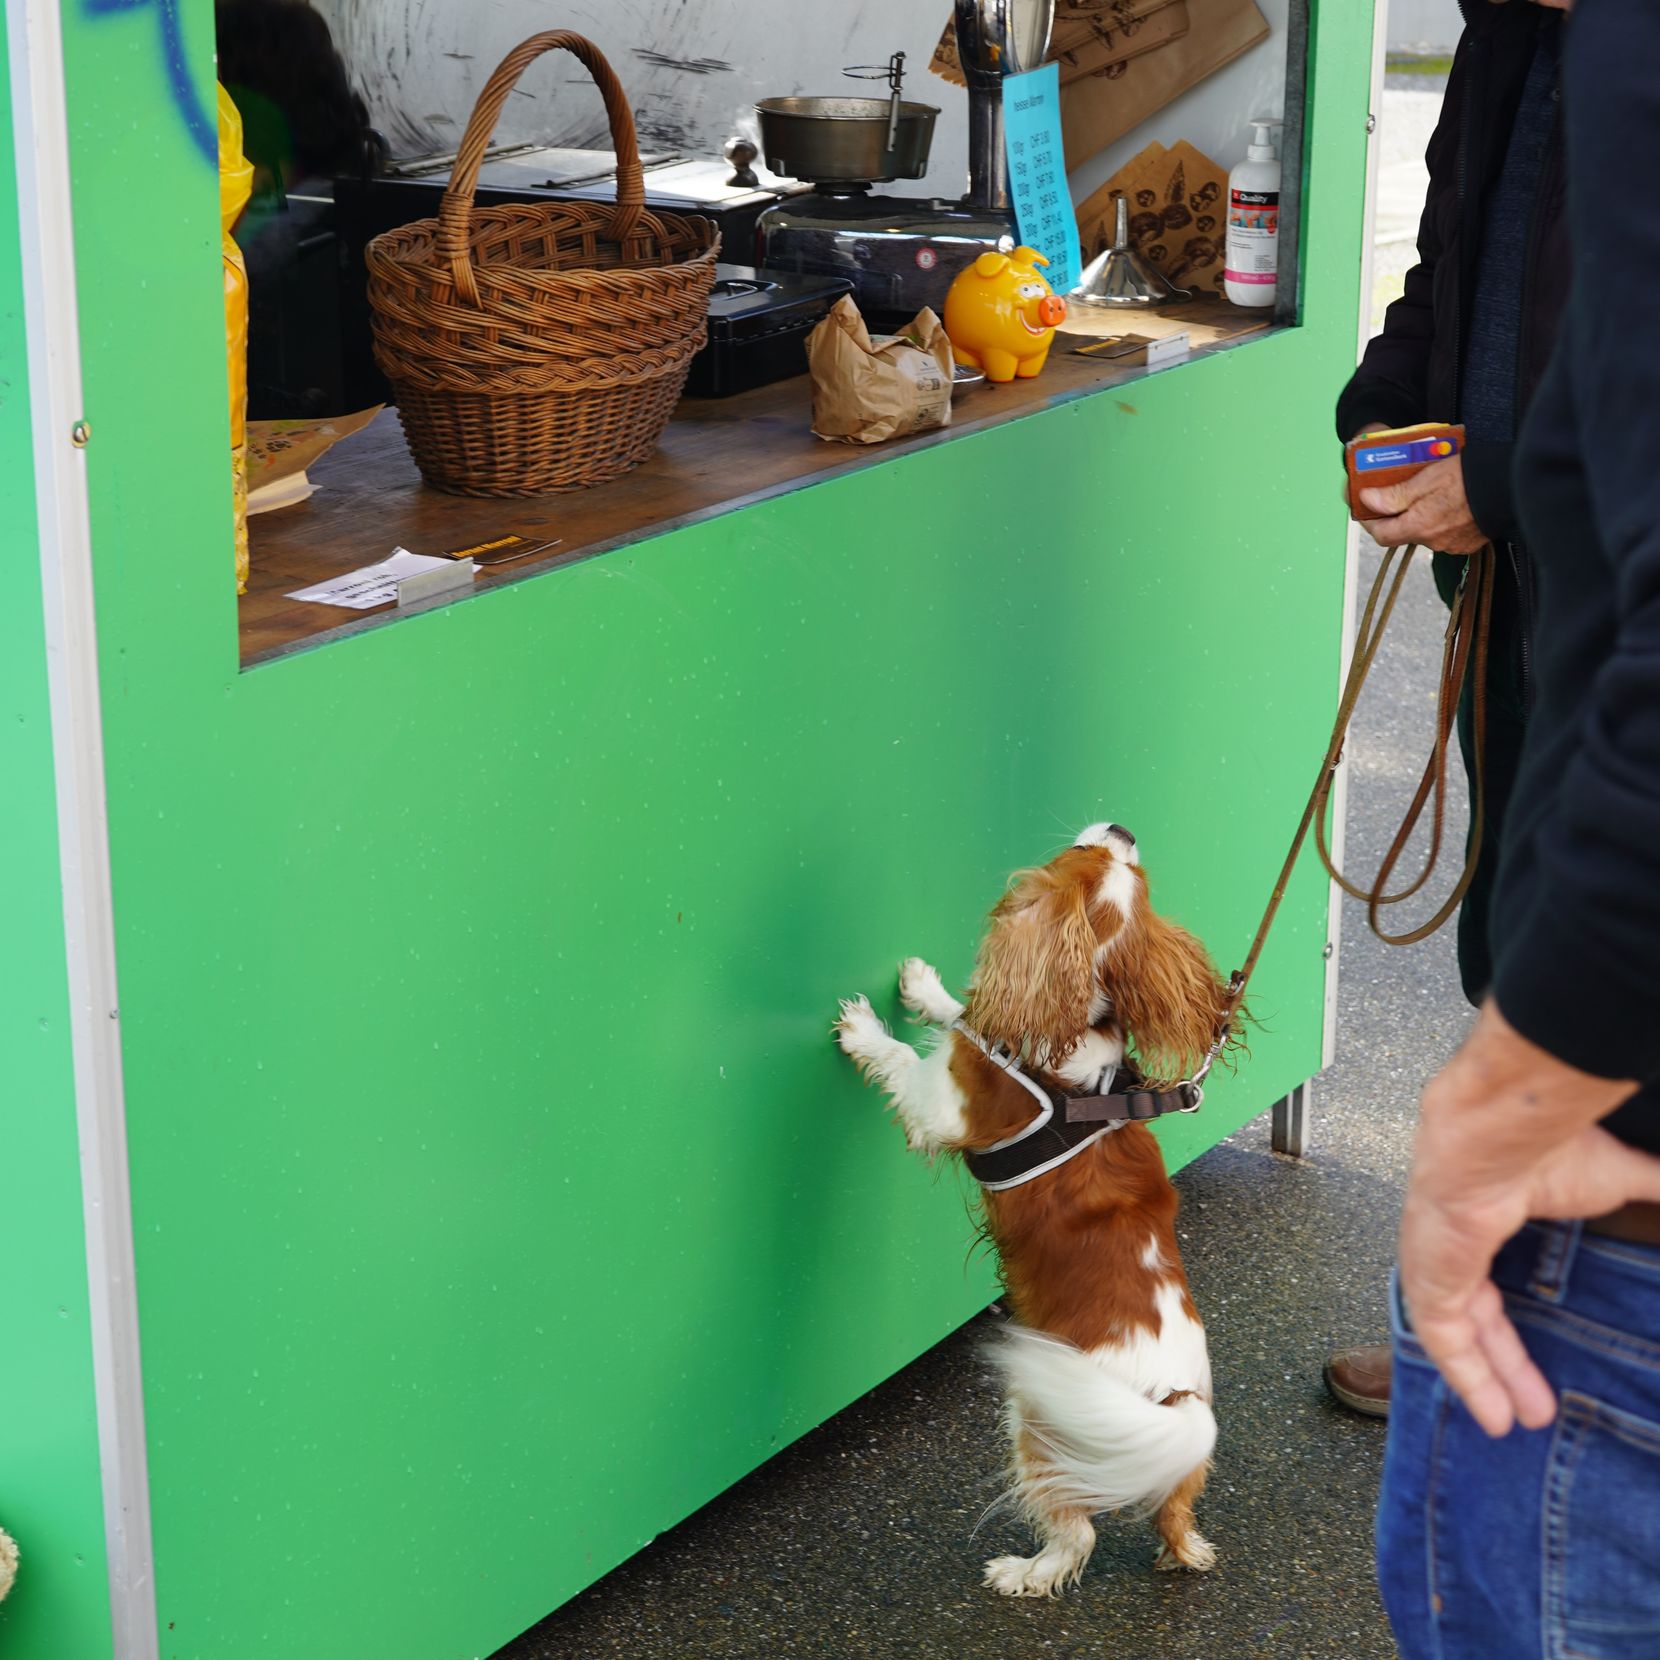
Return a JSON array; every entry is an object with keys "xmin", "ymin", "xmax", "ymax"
[
  {"xmin": 71, "ymin": 419, "xmax": 91, "ymax": 448},
  {"xmin": 1366, "ymin": 112, "xmax": 1377, "ymax": 134},
  {"xmin": 1323, "ymin": 942, "xmax": 1335, "ymax": 960}
]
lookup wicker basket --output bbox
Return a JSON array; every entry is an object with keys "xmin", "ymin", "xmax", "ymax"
[{"xmin": 365, "ymin": 32, "xmax": 720, "ymax": 496}]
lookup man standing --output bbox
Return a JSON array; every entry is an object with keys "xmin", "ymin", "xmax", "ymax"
[
  {"xmin": 1325, "ymin": 0, "xmax": 1569, "ymax": 1419},
  {"xmin": 1381, "ymin": 0, "xmax": 1660, "ymax": 1653}
]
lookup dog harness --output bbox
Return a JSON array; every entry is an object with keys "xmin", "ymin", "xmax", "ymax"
[{"xmin": 952, "ymin": 1020, "xmax": 1205, "ymax": 1191}]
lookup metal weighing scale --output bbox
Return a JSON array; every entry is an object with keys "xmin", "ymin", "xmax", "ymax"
[{"xmin": 754, "ymin": 0, "xmax": 1056, "ymax": 326}]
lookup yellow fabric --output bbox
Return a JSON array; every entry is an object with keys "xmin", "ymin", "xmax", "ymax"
[{"xmin": 219, "ymin": 85, "xmax": 253, "ymax": 594}]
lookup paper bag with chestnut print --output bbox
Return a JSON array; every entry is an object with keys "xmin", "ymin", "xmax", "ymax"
[
  {"xmin": 1076, "ymin": 138, "xmax": 1231, "ymax": 297},
  {"xmin": 928, "ymin": 0, "xmax": 1185, "ymax": 88}
]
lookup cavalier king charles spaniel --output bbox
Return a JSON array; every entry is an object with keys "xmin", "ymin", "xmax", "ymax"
[{"xmin": 834, "ymin": 822, "xmax": 1235, "ymax": 1597}]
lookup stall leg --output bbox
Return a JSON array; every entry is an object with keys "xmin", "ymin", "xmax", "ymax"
[{"xmin": 1271, "ymin": 1082, "xmax": 1312, "ymax": 1158}]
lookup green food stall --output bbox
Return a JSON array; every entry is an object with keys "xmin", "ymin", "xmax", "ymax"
[{"xmin": 2, "ymin": 0, "xmax": 1378, "ymax": 1653}]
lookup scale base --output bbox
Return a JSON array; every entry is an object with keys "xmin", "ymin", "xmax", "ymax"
[{"xmin": 756, "ymin": 190, "xmax": 1016, "ymax": 324}]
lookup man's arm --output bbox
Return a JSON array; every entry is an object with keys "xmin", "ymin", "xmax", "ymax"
[
  {"xmin": 1488, "ymin": 1, "xmax": 1660, "ymax": 1083},
  {"xmin": 1338, "ymin": 34, "xmax": 1490, "ymax": 553},
  {"xmin": 1334, "ymin": 33, "xmax": 1470, "ymax": 442},
  {"xmin": 1401, "ymin": 0, "xmax": 1660, "ymax": 1438},
  {"xmin": 1399, "ymin": 1004, "xmax": 1650, "ymax": 1438}
]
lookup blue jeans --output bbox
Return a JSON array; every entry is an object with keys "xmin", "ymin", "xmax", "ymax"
[{"xmin": 1378, "ymin": 1223, "xmax": 1660, "ymax": 1660}]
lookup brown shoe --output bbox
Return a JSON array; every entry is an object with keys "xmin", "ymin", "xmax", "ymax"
[{"xmin": 1324, "ymin": 1342, "xmax": 1391, "ymax": 1417}]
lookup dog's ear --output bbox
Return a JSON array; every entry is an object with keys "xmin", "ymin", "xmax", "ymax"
[
  {"xmin": 1109, "ymin": 909, "xmax": 1228, "ymax": 1086},
  {"xmin": 967, "ymin": 866, "xmax": 1097, "ymax": 1063}
]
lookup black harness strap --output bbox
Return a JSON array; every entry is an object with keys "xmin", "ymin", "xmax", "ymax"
[
  {"xmin": 959, "ymin": 1038, "xmax": 1201, "ymax": 1190},
  {"xmin": 1064, "ymin": 1078, "xmax": 1204, "ymax": 1123}
]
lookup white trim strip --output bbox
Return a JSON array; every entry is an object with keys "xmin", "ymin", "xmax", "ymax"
[
  {"xmin": 1322, "ymin": 1, "xmax": 1392, "ymax": 1071},
  {"xmin": 7, "ymin": 0, "xmax": 158, "ymax": 1653}
]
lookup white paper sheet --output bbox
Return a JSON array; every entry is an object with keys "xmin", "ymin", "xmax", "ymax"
[{"xmin": 285, "ymin": 548, "xmax": 451, "ymax": 610}]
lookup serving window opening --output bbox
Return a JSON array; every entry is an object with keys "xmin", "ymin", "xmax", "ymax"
[{"xmin": 226, "ymin": 0, "xmax": 1310, "ymax": 669}]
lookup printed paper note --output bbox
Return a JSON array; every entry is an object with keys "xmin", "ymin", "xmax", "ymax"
[
  {"xmin": 1003, "ymin": 64, "xmax": 1083, "ymax": 295},
  {"xmin": 285, "ymin": 548, "xmax": 451, "ymax": 611}
]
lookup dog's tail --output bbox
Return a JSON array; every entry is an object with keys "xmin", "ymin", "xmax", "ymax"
[{"xmin": 987, "ymin": 1324, "xmax": 1216, "ymax": 1519}]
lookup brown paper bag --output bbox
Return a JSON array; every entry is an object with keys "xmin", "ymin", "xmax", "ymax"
[
  {"xmin": 1051, "ymin": 2, "xmax": 1190, "ymax": 88},
  {"xmin": 807, "ymin": 298, "xmax": 954, "ymax": 444},
  {"xmin": 1074, "ymin": 138, "xmax": 1168, "ymax": 275},
  {"xmin": 928, "ymin": 19, "xmax": 963, "ymax": 87},
  {"xmin": 1060, "ymin": 0, "xmax": 1269, "ymax": 170},
  {"xmin": 1089, "ymin": 137, "xmax": 1170, "ymax": 205},
  {"xmin": 929, "ymin": 0, "xmax": 1184, "ymax": 90},
  {"xmin": 245, "ymin": 405, "xmax": 384, "ymax": 514},
  {"xmin": 1076, "ymin": 138, "xmax": 1231, "ymax": 295}
]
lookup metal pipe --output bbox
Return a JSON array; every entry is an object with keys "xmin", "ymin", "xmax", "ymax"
[
  {"xmin": 954, "ymin": 0, "xmax": 1054, "ymax": 211},
  {"xmin": 965, "ymin": 90, "xmax": 1007, "ymax": 210}
]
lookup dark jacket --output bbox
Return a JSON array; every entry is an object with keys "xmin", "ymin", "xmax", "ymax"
[
  {"xmin": 1499, "ymin": 0, "xmax": 1660, "ymax": 1153},
  {"xmin": 1333, "ymin": 1, "xmax": 1569, "ymax": 1006},
  {"xmin": 1335, "ymin": 0, "xmax": 1569, "ymax": 545}
]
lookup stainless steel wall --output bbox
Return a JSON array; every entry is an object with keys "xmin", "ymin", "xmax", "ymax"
[{"xmin": 313, "ymin": 0, "xmax": 1291, "ymax": 207}]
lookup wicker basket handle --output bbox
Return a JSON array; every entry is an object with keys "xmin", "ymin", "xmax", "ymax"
[{"xmin": 436, "ymin": 30, "xmax": 647, "ymax": 307}]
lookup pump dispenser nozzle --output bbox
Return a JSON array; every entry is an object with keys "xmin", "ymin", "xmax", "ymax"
[{"xmin": 1247, "ymin": 117, "xmax": 1283, "ymax": 162}]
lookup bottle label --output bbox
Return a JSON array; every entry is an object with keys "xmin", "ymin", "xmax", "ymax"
[{"xmin": 1225, "ymin": 186, "xmax": 1280, "ymax": 284}]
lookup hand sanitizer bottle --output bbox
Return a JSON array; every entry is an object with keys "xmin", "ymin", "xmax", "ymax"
[{"xmin": 1225, "ymin": 119, "xmax": 1282, "ymax": 308}]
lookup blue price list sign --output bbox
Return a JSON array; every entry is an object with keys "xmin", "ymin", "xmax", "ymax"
[{"xmin": 1001, "ymin": 63, "xmax": 1081, "ymax": 295}]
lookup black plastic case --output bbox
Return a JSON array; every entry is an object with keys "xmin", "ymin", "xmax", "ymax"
[{"xmin": 685, "ymin": 265, "xmax": 854, "ymax": 399}]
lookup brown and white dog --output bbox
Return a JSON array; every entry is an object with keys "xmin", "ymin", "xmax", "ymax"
[{"xmin": 834, "ymin": 822, "xmax": 1235, "ymax": 1597}]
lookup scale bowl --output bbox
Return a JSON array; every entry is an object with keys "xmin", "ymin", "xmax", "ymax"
[{"xmin": 756, "ymin": 95, "xmax": 938, "ymax": 185}]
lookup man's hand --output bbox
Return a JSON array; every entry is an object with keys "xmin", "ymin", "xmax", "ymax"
[
  {"xmin": 1400, "ymin": 1002, "xmax": 1654, "ymax": 1438},
  {"xmin": 1358, "ymin": 453, "xmax": 1489, "ymax": 553}
]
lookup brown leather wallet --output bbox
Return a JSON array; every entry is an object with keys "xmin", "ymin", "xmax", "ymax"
[
  {"xmin": 1345, "ymin": 422, "xmax": 1465, "ymax": 519},
  {"xmin": 1585, "ymin": 1201, "xmax": 1660, "ymax": 1249}
]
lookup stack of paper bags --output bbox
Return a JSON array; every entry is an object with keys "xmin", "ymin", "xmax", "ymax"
[
  {"xmin": 1060, "ymin": 0, "xmax": 1268, "ymax": 168},
  {"xmin": 930, "ymin": 0, "xmax": 1191, "ymax": 89},
  {"xmin": 928, "ymin": 0, "xmax": 1269, "ymax": 172},
  {"xmin": 1075, "ymin": 138, "xmax": 1232, "ymax": 296}
]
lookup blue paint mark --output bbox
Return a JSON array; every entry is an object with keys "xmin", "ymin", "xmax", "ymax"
[{"xmin": 83, "ymin": 0, "xmax": 216, "ymax": 164}]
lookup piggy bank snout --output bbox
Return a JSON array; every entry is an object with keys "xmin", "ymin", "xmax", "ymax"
[{"xmin": 1037, "ymin": 294, "xmax": 1067, "ymax": 328}]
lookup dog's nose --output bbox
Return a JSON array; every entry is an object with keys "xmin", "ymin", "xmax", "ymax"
[{"xmin": 1105, "ymin": 823, "xmax": 1136, "ymax": 848}]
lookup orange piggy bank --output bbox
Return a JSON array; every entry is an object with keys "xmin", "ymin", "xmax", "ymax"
[{"xmin": 943, "ymin": 246, "xmax": 1068, "ymax": 383}]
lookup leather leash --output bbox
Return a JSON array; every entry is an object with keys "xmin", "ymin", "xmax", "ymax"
[{"xmin": 1218, "ymin": 541, "xmax": 1497, "ymax": 1037}]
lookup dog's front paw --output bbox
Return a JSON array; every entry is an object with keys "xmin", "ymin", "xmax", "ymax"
[
  {"xmin": 1155, "ymin": 1533, "xmax": 1217, "ymax": 1573},
  {"xmin": 833, "ymin": 995, "xmax": 886, "ymax": 1063},
  {"xmin": 983, "ymin": 1553, "xmax": 1077, "ymax": 1599},
  {"xmin": 898, "ymin": 956, "xmax": 959, "ymax": 1025}
]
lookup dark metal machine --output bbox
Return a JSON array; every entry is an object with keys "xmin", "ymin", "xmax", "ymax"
[{"xmin": 753, "ymin": 0, "xmax": 1055, "ymax": 326}]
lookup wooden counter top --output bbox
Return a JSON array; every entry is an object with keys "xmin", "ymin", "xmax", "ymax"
[{"xmin": 239, "ymin": 299, "xmax": 1272, "ymax": 667}]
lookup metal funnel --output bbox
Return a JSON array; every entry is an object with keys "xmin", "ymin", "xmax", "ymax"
[{"xmin": 1070, "ymin": 195, "xmax": 1191, "ymax": 308}]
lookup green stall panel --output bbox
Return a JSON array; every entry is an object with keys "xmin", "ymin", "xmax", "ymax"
[{"xmin": 2, "ymin": 0, "xmax": 1376, "ymax": 1654}]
